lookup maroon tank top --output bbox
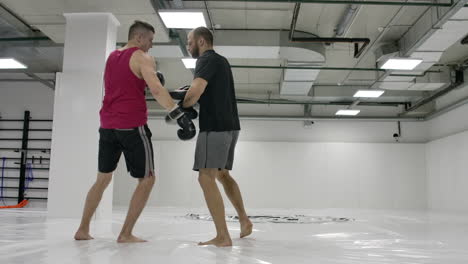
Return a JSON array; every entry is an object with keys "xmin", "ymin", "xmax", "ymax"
[{"xmin": 100, "ymin": 47, "xmax": 147, "ymax": 129}]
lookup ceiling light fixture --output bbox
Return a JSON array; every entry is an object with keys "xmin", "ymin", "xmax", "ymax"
[
  {"xmin": 0, "ymin": 58, "xmax": 27, "ymax": 69},
  {"xmin": 380, "ymin": 58, "xmax": 422, "ymax": 70},
  {"xmin": 336, "ymin": 109, "xmax": 360, "ymax": 116},
  {"xmin": 353, "ymin": 90, "xmax": 385, "ymax": 98},
  {"xmin": 159, "ymin": 11, "xmax": 207, "ymax": 29}
]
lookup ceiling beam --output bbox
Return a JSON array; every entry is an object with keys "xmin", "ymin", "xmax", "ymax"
[
  {"xmin": 185, "ymin": 0, "xmax": 454, "ymax": 7},
  {"xmin": 0, "ymin": 3, "xmax": 37, "ymax": 34},
  {"xmin": 23, "ymin": 72, "xmax": 55, "ymax": 90}
]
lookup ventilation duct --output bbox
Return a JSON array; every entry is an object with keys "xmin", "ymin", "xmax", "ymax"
[{"xmin": 376, "ymin": 3, "xmax": 468, "ymax": 91}]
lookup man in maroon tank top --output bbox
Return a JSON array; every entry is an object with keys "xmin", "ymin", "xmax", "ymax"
[{"xmin": 74, "ymin": 21, "xmax": 177, "ymax": 243}]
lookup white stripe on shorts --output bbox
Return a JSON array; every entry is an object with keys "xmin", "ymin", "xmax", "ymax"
[{"xmin": 138, "ymin": 126, "xmax": 153, "ymax": 176}]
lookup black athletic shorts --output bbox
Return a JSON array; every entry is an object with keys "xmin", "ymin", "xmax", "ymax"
[{"xmin": 98, "ymin": 125, "xmax": 154, "ymax": 178}]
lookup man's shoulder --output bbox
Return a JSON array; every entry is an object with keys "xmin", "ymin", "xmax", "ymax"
[
  {"xmin": 131, "ymin": 49, "xmax": 146, "ymax": 59},
  {"xmin": 211, "ymin": 52, "xmax": 229, "ymax": 66},
  {"xmin": 131, "ymin": 50, "xmax": 153, "ymax": 65},
  {"xmin": 211, "ymin": 51, "xmax": 226, "ymax": 60},
  {"xmin": 200, "ymin": 50, "xmax": 221, "ymax": 59},
  {"xmin": 200, "ymin": 52, "xmax": 227, "ymax": 67}
]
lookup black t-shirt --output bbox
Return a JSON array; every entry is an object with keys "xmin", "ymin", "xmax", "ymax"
[{"xmin": 194, "ymin": 50, "xmax": 240, "ymax": 132}]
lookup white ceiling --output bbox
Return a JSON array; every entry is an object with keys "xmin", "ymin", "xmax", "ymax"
[
  {"xmin": 1, "ymin": 0, "xmax": 170, "ymax": 43},
  {"xmin": 1, "ymin": 0, "xmax": 468, "ymax": 118}
]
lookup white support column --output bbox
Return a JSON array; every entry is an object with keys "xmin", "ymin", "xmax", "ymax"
[{"xmin": 48, "ymin": 13, "xmax": 120, "ymax": 219}]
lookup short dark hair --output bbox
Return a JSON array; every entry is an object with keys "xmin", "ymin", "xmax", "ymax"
[
  {"xmin": 128, "ymin": 20, "xmax": 155, "ymax": 40},
  {"xmin": 192, "ymin": 27, "xmax": 213, "ymax": 46}
]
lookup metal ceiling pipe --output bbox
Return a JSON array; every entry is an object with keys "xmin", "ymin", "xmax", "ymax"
[
  {"xmin": 0, "ymin": 36, "xmax": 50, "ymax": 42},
  {"xmin": 232, "ymin": 64, "xmax": 386, "ymax": 72},
  {"xmin": 236, "ymin": 99, "xmax": 407, "ymax": 107},
  {"xmin": 401, "ymin": 69, "xmax": 465, "ymax": 115},
  {"xmin": 424, "ymin": 94, "xmax": 468, "ymax": 120},
  {"xmin": 230, "ymin": 64, "xmax": 440, "ymax": 77},
  {"xmin": 287, "ymin": 1, "xmax": 369, "ymax": 58},
  {"xmin": 148, "ymin": 114, "xmax": 423, "ymax": 121},
  {"xmin": 0, "ymin": 41, "xmax": 62, "ymax": 48},
  {"xmin": 462, "ymin": 34, "xmax": 468, "ymax": 45},
  {"xmin": 204, "ymin": 0, "xmax": 215, "ymax": 31},
  {"xmin": 147, "ymin": 97, "xmax": 409, "ymax": 107},
  {"xmin": 389, "ymin": 71, "xmax": 442, "ymax": 77},
  {"xmin": 0, "ymin": 79, "xmax": 54, "ymax": 82},
  {"xmin": 291, "ymin": 37, "xmax": 369, "ymax": 58},
  {"xmin": 0, "ymin": 3, "xmax": 37, "ymax": 33},
  {"xmin": 335, "ymin": 4, "xmax": 360, "ymax": 37},
  {"xmin": 192, "ymin": 0, "xmax": 454, "ymax": 7},
  {"xmin": 238, "ymin": 115, "xmax": 423, "ymax": 121},
  {"xmin": 290, "ymin": 37, "xmax": 370, "ymax": 43},
  {"xmin": 288, "ymin": 3, "xmax": 301, "ymax": 40},
  {"xmin": 23, "ymin": 72, "xmax": 55, "ymax": 90},
  {"xmin": 216, "ymin": 28, "xmax": 319, "ymax": 37}
]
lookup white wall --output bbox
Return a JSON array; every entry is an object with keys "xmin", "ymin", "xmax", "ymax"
[
  {"xmin": 113, "ymin": 119, "xmax": 430, "ymax": 210},
  {"xmin": 113, "ymin": 136, "xmax": 427, "ymax": 210},
  {"xmin": 423, "ymin": 78, "xmax": 468, "ymax": 213},
  {"xmin": 424, "ymin": 84, "xmax": 468, "ymax": 212},
  {"xmin": 111, "ymin": 118, "xmax": 429, "ymax": 210},
  {"xmin": 0, "ymin": 81, "xmax": 54, "ymax": 119},
  {"xmin": 0, "ymin": 81, "xmax": 54, "ymax": 208},
  {"xmin": 145, "ymin": 118, "xmax": 429, "ymax": 143},
  {"xmin": 426, "ymin": 131, "xmax": 468, "ymax": 212}
]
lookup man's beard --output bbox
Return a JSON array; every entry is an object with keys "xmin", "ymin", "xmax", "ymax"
[{"xmin": 191, "ymin": 45, "xmax": 200, "ymax": 59}]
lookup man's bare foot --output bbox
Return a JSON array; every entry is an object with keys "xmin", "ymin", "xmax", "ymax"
[
  {"xmin": 198, "ymin": 236, "xmax": 232, "ymax": 247},
  {"xmin": 240, "ymin": 219, "xmax": 253, "ymax": 238},
  {"xmin": 74, "ymin": 230, "xmax": 94, "ymax": 240},
  {"xmin": 117, "ymin": 234, "xmax": 147, "ymax": 243}
]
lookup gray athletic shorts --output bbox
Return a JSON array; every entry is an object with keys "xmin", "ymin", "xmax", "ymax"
[{"xmin": 193, "ymin": 130, "xmax": 240, "ymax": 171}]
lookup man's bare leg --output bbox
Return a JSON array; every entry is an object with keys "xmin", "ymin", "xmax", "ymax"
[
  {"xmin": 198, "ymin": 168, "xmax": 232, "ymax": 247},
  {"xmin": 117, "ymin": 174, "xmax": 156, "ymax": 243},
  {"xmin": 74, "ymin": 172, "xmax": 113, "ymax": 240},
  {"xmin": 217, "ymin": 170, "xmax": 253, "ymax": 238}
]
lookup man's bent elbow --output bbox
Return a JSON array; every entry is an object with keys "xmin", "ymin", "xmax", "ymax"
[{"xmin": 149, "ymin": 86, "xmax": 161, "ymax": 97}]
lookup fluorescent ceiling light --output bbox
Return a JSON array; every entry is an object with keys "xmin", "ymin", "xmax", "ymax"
[
  {"xmin": 380, "ymin": 58, "xmax": 422, "ymax": 70},
  {"xmin": 353, "ymin": 90, "xmax": 385, "ymax": 98},
  {"xmin": 182, "ymin": 58, "xmax": 197, "ymax": 69},
  {"xmin": 159, "ymin": 12, "xmax": 206, "ymax": 29},
  {"xmin": 336, "ymin": 109, "xmax": 360, "ymax": 116},
  {"xmin": 0, "ymin": 58, "xmax": 27, "ymax": 69}
]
